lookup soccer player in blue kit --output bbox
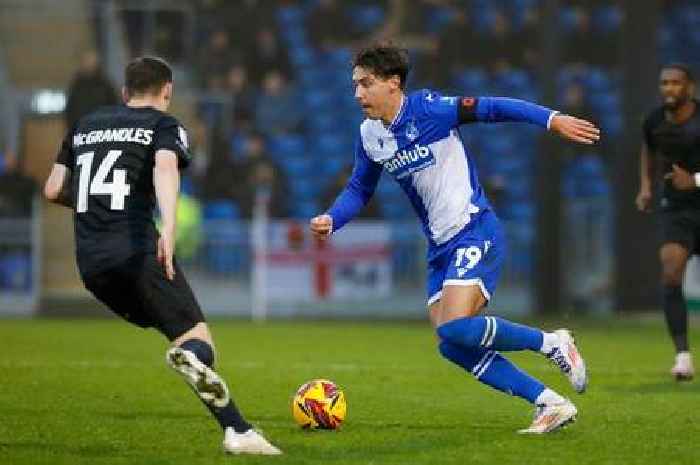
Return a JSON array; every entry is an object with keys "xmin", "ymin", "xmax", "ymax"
[{"xmin": 310, "ymin": 44, "xmax": 600, "ymax": 433}]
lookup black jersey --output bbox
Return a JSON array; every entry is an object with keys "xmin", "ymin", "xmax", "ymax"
[
  {"xmin": 643, "ymin": 101, "xmax": 700, "ymax": 210},
  {"xmin": 55, "ymin": 105, "xmax": 191, "ymax": 277}
]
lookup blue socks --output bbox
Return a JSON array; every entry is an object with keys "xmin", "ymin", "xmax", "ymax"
[
  {"xmin": 437, "ymin": 316, "xmax": 544, "ymax": 352},
  {"xmin": 439, "ymin": 340, "xmax": 545, "ymax": 403}
]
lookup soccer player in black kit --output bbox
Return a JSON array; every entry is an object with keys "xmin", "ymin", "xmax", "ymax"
[
  {"xmin": 43, "ymin": 57, "xmax": 281, "ymax": 454},
  {"xmin": 637, "ymin": 63, "xmax": 698, "ymax": 380}
]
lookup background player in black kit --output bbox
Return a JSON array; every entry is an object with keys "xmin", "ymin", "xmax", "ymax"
[
  {"xmin": 637, "ymin": 63, "xmax": 698, "ymax": 380},
  {"xmin": 43, "ymin": 57, "xmax": 281, "ymax": 455}
]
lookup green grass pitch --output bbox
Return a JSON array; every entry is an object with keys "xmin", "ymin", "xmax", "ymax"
[{"xmin": 1, "ymin": 316, "xmax": 698, "ymax": 465}]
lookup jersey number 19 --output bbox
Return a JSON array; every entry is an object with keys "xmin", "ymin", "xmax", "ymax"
[{"xmin": 76, "ymin": 150, "xmax": 131, "ymax": 213}]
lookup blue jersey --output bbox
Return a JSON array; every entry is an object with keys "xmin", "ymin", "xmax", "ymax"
[{"xmin": 327, "ymin": 89, "xmax": 555, "ymax": 259}]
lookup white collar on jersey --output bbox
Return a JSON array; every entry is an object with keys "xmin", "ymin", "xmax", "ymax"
[{"xmin": 386, "ymin": 94, "xmax": 407, "ymax": 130}]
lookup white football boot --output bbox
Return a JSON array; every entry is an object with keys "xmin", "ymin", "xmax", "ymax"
[
  {"xmin": 671, "ymin": 352, "xmax": 695, "ymax": 381},
  {"xmin": 223, "ymin": 428, "xmax": 282, "ymax": 455},
  {"xmin": 545, "ymin": 329, "xmax": 588, "ymax": 393},
  {"xmin": 166, "ymin": 347, "xmax": 229, "ymax": 408},
  {"xmin": 518, "ymin": 400, "xmax": 578, "ymax": 434}
]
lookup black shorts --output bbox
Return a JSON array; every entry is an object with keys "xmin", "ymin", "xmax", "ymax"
[
  {"xmin": 660, "ymin": 209, "xmax": 700, "ymax": 254},
  {"xmin": 83, "ymin": 253, "xmax": 205, "ymax": 340}
]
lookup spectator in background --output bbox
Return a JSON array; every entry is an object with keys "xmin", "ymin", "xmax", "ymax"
[
  {"xmin": 563, "ymin": 6, "xmax": 618, "ymax": 68},
  {"xmin": 377, "ymin": 0, "xmax": 440, "ymax": 85},
  {"xmin": 64, "ymin": 50, "xmax": 118, "ymax": 129},
  {"xmin": 226, "ymin": 64, "xmax": 258, "ymax": 132},
  {"xmin": 437, "ymin": 8, "xmax": 484, "ymax": 84},
  {"xmin": 561, "ymin": 82, "xmax": 596, "ymax": 124},
  {"xmin": 198, "ymin": 29, "xmax": 242, "ymax": 90},
  {"xmin": 0, "ymin": 152, "xmax": 37, "ymax": 218},
  {"xmin": 255, "ymin": 70, "xmax": 302, "ymax": 135},
  {"xmin": 200, "ymin": 123, "xmax": 236, "ymax": 202},
  {"xmin": 558, "ymin": 82, "xmax": 611, "ymax": 168},
  {"xmin": 307, "ymin": 0, "xmax": 358, "ymax": 51},
  {"xmin": 484, "ymin": 10, "xmax": 527, "ymax": 71},
  {"xmin": 232, "ymin": 133, "xmax": 289, "ymax": 218},
  {"xmin": 322, "ymin": 165, "xmax": 381, "ymax": 219},
  {"xmin": 247, "ymin": 27, "xmax": 292, "ymax": 85}
]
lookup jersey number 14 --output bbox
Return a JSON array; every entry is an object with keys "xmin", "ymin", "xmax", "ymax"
[{"xmin": 76, "ymin": 150, "xmax": 131, "ymax": 213}]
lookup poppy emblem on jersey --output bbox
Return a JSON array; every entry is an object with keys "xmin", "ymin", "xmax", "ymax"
[
  {"xmin": 405, "ymin": 120, "xmax": 419, "ymax": 142},
  {"xmin": 462, "ymin": 97, "xmax": 476, "ymax": 109}
]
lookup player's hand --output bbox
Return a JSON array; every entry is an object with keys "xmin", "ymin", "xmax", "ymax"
[
  {"xmin": 635, "ymin": 188, "xmax": 653, "ymax": 213},
  {"xmin": 665, "ymin": 164, "xmax": 696, "ymax": 191},
  {"xmin": 550, "ymin": 114, "xmax": 600, "ymax": 145},
  {"xmin": 157, "ymin": 231, "xmax": 176, "ymax": 280},
  {"xmin": 310, "ymin": 214, "xmax": 333, "ymax": 240}
]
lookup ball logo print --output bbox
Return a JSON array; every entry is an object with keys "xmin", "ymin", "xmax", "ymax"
[
  {"xmin": 405, "ymin": 120, "xmax": 419, "ymax": 142},
  {"xmin": 292, "ymin": 379, "xmax": 347, "ymax": 430}
]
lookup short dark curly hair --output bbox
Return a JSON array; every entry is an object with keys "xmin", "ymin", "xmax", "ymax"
[
  {"xmin": 352, "ymin": 42, "xmax": 411, "ymax": 89},
  {"xmin": 125, "ymin": 56, "xmax": 173, "ymax": 97}
]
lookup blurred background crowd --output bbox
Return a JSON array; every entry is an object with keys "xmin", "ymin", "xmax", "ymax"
[{"xmin": 1, "ymin": 0, "xmax": 699, "ymax": 316}]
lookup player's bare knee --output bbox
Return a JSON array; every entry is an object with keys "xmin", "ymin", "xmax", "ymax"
[
  {"xmin": 661, "ymin": 269, "xmax": 684, "ymax": 287},
  {"xmin": 438, "ymin": 285, "xmax": 486, "ymax": 325}
]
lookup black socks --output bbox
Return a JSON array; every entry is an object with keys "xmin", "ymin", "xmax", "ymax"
[
  {"xmin": 663, "ymin": 286, "xmax": 689, "ymax": 353},
  {"xmin": 179, "ymin": 339, "xmax": 252, "ymax": 433}
]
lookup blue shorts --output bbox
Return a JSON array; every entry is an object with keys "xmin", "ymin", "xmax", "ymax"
[{"xmin": 426, "ymin": 210, "xmax": 506, "ymax": 306}]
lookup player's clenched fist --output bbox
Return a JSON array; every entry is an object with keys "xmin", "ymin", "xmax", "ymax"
[{"xmin": 310, "ymin": 214, "xmax": 333, "ymax": 239}]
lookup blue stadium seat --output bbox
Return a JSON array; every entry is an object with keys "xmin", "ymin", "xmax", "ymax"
[
  {"xmin": 268, "ymin": 134, "xmax": 307, "ymax": 159},
  {"xmin": 0, "ymin": 253, "xmax": 32, "ymax": 291},
  {"xmin": 319, "ymin": 156, "xmax": 345, "ymax": 179},
  {"xmin": 324, "ymin": 47, "xmax": 352, "ymax": 67},
  {"xmin": 203, "ymin": 200, "xmax": 239, "ymax": 220},
  {"xmin": 494, "ymin": 69, "xmax": 533, "ymax": 93},
  {"xmin": 453, "ymin": 68, "xmax": 489, "ymax": 94},
  {"xmin": 289, "ymin": 45, "xmax": 316, "ymax": 68},
  {"xmin": 307, "ymin": 113, "xmax": 343, "ymax": 133},
  {"xmin": 425, "ymin": 6, "xmax": 455, "ymax": 34},
  {"xmin": 281, "ymin": 26, "xmax": 307, "ymax": 48},
  {"xmin": 292, "ymin": 200, "xmax": 320, "ymax": 219},
  {"xmin": 349, "ymin": 5, "xmax": 385, "ymax": 33},
  {"xmin": 558, "ymin": 7, "xmax": 578, "ymax": 33},
  {"xmin": 592, "ymin": 5, "xmax": 623, "ymax": 33},
  {"xmin": 585, "ymin": 68, "xmax": 613, "ymax": 93},
  {"xmin": 315, "ymin": 133, "xmax": 347, "ymax": 157},
  {"xmin": 289, "ymin": 178, "xmax": 319, "ymax": 200},
  {"xmin": 302, "ymin": 88, "xmax": 333, "ymax": 110},
  {"xmin": 277, "ymin": 5, "xmax": 305, "ymax": 27},
  {"xmin": 281, "ymin": 157, "xmax": 313, "ymax": 178}
]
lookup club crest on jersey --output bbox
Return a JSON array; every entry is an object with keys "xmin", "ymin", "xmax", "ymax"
[
  {"xmin": 405, "ymin": 120, "xmax": 419, "ymax": 142},
  {"xmin": 383, "ymin": 144, "xmax": 435, "ymax": 179}
]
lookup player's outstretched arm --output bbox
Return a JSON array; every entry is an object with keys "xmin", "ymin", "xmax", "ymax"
[
  {"xmin": 548, "ymin": 114, "xmax": 600, "ymax": 145},
  {"xmin": 310, "ymin": 148, "xmax": 382, "ymax": 240},
  {"xmin": 460, "ymin": 97, "xmax": 599, "ymax": 144},
  {"xmin": 43, "ymin": 163, "xmax": 74, "ymax": 208},
  {"xmin": 154, "ymin": 149, "xmax": 179, "ymax": 280}
]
